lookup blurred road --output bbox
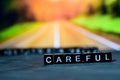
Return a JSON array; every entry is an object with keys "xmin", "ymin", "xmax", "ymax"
[
  {"xmin": 1, "ymin": 21, "xmax": 120, "ymax": 50},
  {"xmin": 0, "ymin": 21, "xmax": 120, "ymax": 80}
]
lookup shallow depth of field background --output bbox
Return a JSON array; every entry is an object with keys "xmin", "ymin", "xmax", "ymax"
[{"xmin": 0, "ymin": 0, "xmax": 120, "ymax": 44}]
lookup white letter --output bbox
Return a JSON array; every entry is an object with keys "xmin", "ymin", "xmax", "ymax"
[
  {"xmin": 56, "ymin": 57, "xmax": 62, "ymax": 63},
  {"xmin": 46, "ymin": 57, "xmax": 52, "ymax": 63},
  {"xmin": 86, "ymin": 55, "xmax": 91, "ymax": 61},
  {"xmin": 105, "ymin": 54, "xmax": 110, "ymax": 60},
  {"xmin": 66, "ymin": 56, "xmax": 71, "ymax": 62},
  {"xmin": 75, "ymin": 55, "xmax": 81, "ymax": 62},
  {"xmin": 95, "ymin": 55, "xmax": 101, "ymax": 61}
]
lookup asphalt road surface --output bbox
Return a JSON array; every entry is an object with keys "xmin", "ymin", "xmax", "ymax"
[
  {"xmin": 0, "ymin": 21, "xmax": 120, "ymax": 80},
  {"xmin": 0, "ymin": 21, "xmax": 120, "ymax": 50}
]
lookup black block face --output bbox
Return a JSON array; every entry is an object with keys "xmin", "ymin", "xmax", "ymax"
[
  {"xmin": 91, "ymin": 47, "xmax": 99, "ymax": 53},
  {"xmin": 0, "ymin": 49, "xmax": 5, "ymax": 56},
  {"xmin": 37, "ymin": 48, "xmax": 44, "ymax": 54},
  {"xmin": 2, "ymin": 49, "xmax": 13, "ymax": 56},
  {"xmin": 30, "ymin": 48, "xmax": 37, "ymax": 54},
  {"xmin": 82, "ymin": 53, "xmax": 112, "ymax": 63},
  {"xmin": 54, "ymin": 48, "xmax": 69, "ymax": 53},
  {"xmin": 44, "ymin": 55, "xmax": 53, "ymax": 65},
  {"xmin": 11, "ymin": 49, "xmax": 19, "ymax": 56},
  {"xmin": 64, "ymin": 54, "xmax": 75, "ymax": 64},
  {"xmin": 0, "ymin": 48, "xmax": 112, "ymax": 65},
  {"xmin": 103, "ymin": 53, "xmax": 112, "ymax": 62},
  {"xmin": 0, "ymin": 47, "xmax": 99, "ymax": 56},
  {"xmin": 93, "ymin": 53, "xmax": 112, "ymax": 62},
  {"xmin": 44, "ymin": 48, "xmax": 54, "ymax": 54},
  {"xmin": 44, "ymin": 52, "xmax": 112, "ymax": 65},
  {"xmin": 93, "ymin": 53, "xmax": 103, "ymax": 62},
  {"xmin": 54, "ymin": 55, "xmax": 64, "ymax": 64},
  {"xmin": 68, "ymin": 48, "xmax": 76, "ymax": 53},
  {"xmin": 83, "ymin": 54, "xmax": 96, "ymax": 63}
]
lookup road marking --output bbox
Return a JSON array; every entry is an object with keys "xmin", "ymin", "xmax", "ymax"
[
  {"xmin": 71, "ymin": 25, "xmax": 120, "ymax": 51},
  {"xmin": 54, "ymin": 23, "xmax": 60, "ymax": 48}
]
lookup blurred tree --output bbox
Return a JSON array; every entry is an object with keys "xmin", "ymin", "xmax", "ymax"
[
  {"xmin": 0, "ymin": 0, "xmax": 18, "ymax": 29},
  {"xmin": 0, "ymin": 0, "xmax": 12, "ymax": 29},
  {"xmin": 100, "ymin": 0, "xmax": 108, "ymax": 14},
  {"xmin": 0, "ymin": 1, "xmax": 4, "ymax": 17},
  {"xmin": 18, "ymin": 4, "xmax": 35, "ymax": 22},
  {"xmin": 5, "ymin": 10, "xmax": 19, "ymax": 24},
  {"xmin": 111, "ymin": 0, "xmax": 120, "ymax": 17},
  {"xmin": 87, "ymin": 4, "xmax": 95, "ymax": 16}
]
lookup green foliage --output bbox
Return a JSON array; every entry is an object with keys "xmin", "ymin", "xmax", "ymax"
[
  {"xmin": 71, "ymin": 15, "xmax": 120, "ymax": 34},
  {"xmin": 0, "ymin": 22, "xmax": 43, "ymax": 40}
]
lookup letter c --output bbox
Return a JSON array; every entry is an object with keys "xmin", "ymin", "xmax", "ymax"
[{"xmin": 46, "ymin": 57, "xmax": 52, "ymax": 63}]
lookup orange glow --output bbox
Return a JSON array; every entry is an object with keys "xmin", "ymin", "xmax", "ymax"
[{"xmin": 19, "ymin": 0, "xmax": 99, "ymax": 21}]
